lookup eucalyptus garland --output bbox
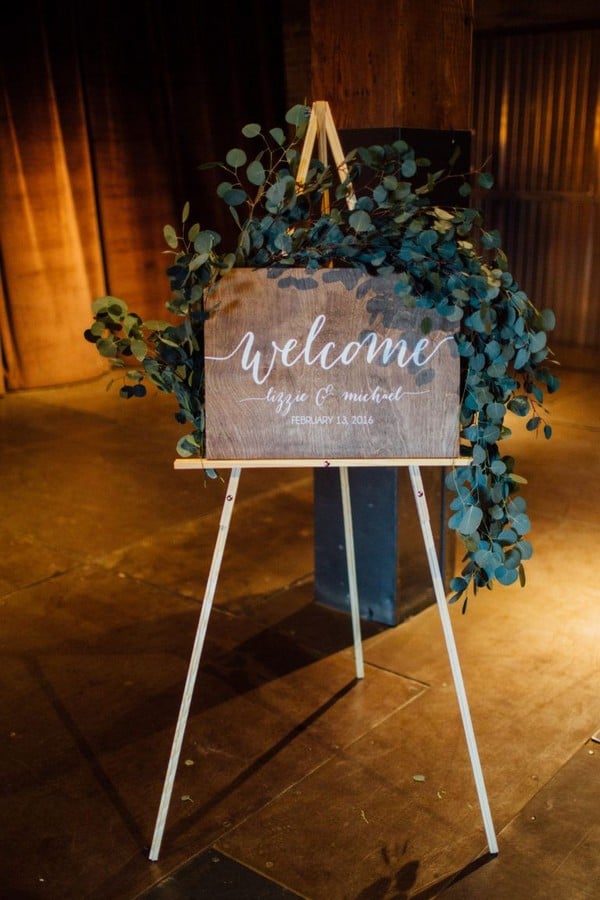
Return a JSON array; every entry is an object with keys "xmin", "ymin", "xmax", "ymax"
[{"xmin": 87, "ymin": 104, "xmax": 559, "ymax": 610}]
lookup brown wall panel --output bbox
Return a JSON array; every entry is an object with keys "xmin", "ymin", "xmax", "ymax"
[
  {"xmin": 473, "ymin": 28, "xmax": 600, "ymax": 354},
  {"xmin": 310, "ymin": 0, "xmax": 473, "ymax": 130}
]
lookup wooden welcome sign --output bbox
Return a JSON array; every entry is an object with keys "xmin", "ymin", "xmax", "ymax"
[
  {"xmin": 152, "ymin": 103, "xmax": 498, "ymax": 867},
  {"xmin": 204, "ymin": 268, "xmax": 460, "ymax": 460}
]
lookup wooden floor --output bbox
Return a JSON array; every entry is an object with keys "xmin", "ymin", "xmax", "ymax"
[{"xmin": 0, "ymin": 363, "xmax": 599, "ymax": 899}]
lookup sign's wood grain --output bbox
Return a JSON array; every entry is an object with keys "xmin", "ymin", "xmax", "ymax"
[{"xmin": 204, "ymin": 269, "xmax": 460, "ymax": 460}]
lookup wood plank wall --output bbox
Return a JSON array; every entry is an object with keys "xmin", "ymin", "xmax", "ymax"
[{"xmin": 472, "ymin": 27, "xmax": 600, "ymax": 357}]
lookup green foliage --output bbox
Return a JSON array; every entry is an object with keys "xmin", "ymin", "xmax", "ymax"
[{"xmin": 85, "ymin": 103, "xmax": 560, "ymax": 607}]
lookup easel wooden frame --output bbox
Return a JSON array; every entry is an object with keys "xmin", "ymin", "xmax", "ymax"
[
  {"xmin": 148, "ymin": 104, "xmax": 498, "ymax": 862},
  {"xmin": 149, "ymin": 458, "xmax": 498, "ymax": 861}
]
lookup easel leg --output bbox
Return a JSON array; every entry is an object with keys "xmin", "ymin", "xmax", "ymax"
[
  {"xmin": 149, "ymin": 467, "xmax": 242, "ymax": 861},
  {"xmin": 408, "ymin": 465, "xmax": 498, "ymax": 855},
  {"xmin": 339, "ymin": 467, "xmax": 365, "ymax": 679}
]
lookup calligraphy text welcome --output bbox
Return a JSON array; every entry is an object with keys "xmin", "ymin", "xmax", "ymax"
[{"xmin": 206, "ymin": 313, "xmax": 453, "ymax": 386}]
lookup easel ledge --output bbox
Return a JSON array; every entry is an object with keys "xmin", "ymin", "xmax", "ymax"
[{"xmin": 175, "ymin": 457, "xmax": 469, "ymax": 470}]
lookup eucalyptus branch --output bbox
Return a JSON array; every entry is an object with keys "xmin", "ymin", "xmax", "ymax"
[{"xmin": 85, "ymin": 103, "xmax": 560, "ymax": 607}]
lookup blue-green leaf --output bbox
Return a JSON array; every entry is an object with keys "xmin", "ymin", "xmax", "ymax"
[
  {"xmin": 540, "ymin": 308, "xmax": 556, "ymax": 330},
  {"xmin": 450, "ymin": 576, "xmax": 468, "ymax": 593},
  {"xmin": 472, "ymin": 443, "xmax": 486, "ymax": 465},
  {"xmin": 285, "ymin": 104, "xmax": 310, "ymax": 128},
  {"xmin": 226, "ymin": 148, "xmax": 247, "ymax": 167},
  {"xmin": 457, "ymin": 506, "xmax": 483, "ymax": 536},
  {"xmin": 495, "ymin": 566, "xmax": 519, "ymax": 586},
  {"xmin": 131, "ymin": 339, "xmax": 147, "ymax": 361},
  {"xmin": 508, "ymin": 395, "xmax": 530, "ymax": 416},
  {"xmin": 514, "ymin": 347, "xmax": 530, "ymax": 369},
  {"xmin": 247, "ymin": 160, "xmax": 266, "ymax": 186},
  {"xmin": 163, "ymin": 224, "xmax": 178, "ymax": 249},
  {"xmin": 217, "ymin": 180, "xmax": 233, "ymax": 198},
  {"xmin": 517, "ymin": 540, "xmax": 533, "ymax": 560},
  {"xmin": 529, "ymin": 331, "xmax": 547, "ymax": 352},
  {"xmin": 511, "ymin": 513, "xmax": 531, "ymax": 535},
  {"xmin": 349, "ymin": 209, "xmax": 372, "ymax": 233},
  {"xmin": 223, "ymin": 188, "xmax": 248, "ymax": 207},
  {"xmin": 241, "ymin": 123, "xmax": 261, "ymax": 138},
  {"xmin": 269, "ymin": 127, "xmax": 285, "ymax": 145}
]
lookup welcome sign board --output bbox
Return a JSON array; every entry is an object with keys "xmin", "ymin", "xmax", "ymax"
[{"xmin": 204, "ymin": 269, "xmax": 460, "ymax": 460}]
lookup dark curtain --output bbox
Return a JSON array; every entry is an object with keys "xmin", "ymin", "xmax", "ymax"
[{"xmin": 0, "ymin": 0, "xmax": 287, "ymax": 392}]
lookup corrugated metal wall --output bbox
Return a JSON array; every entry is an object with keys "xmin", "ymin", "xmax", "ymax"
[{"xmin": 473, "ymin": 28, "xmax": 600, "ymax": 352}]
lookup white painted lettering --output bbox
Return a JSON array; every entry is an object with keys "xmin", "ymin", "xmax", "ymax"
[
  {"xmin": 315, "ymin": 383, "xmax": 335, "ymax": 407},
  {"xmin": 205, "ymin": 315, "xmax": 454, "ymax": 385}
]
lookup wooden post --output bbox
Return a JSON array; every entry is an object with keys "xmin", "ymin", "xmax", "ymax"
[
  {"xmin": 309, "ymin": 0, "xmax": 473, "ymax": 132},
  {"xmin": 308, "ymin": 0, "xmax": 474, "ymax": 624}
]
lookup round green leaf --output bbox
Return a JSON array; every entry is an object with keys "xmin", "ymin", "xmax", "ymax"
[
  {"xmin": 450, "ymin": 576, "xmax": 468, "ymax": 592},
  {"xmin": 163, "ymin": 224, "xmax": 178, "ymax": 249},
  {"xmin": 246, "ymin": 160, "xmax": 266, "ymax": 186},
  {"xmin": 349, "ymin": 209, "xmax": 372, "ymax": 233},
  {"xmin": 188, "ymin": 253, "xmax": 208, "ymax": 270},
  {"xmin": 495, "ymin": 566, "xmax": 519, "ymax": 586},
  {"xmin": 486, "ymin": 402, "xmax": 505, "ymax": 421},
  {"xmin": 217, "ymin": 180, "xmax": 233, "ymax": 198},
  {"xmin": 92, "ymin": 296, "xmax": 121, "ymax": 314},
  {"xmin": 457, "ymin": 505, "xmax": 483, "ymax": 536},
  {"xmin": 529, "ymin": 331, "xmax": 547, "ymax": 352},
  {"xmin": 194, "ymin": 230, "xmax": 218, "ymax": 254},
  {"xmin": 540, "ymin": 308, "xmax": 556, "ymax": 330},
  {"xmin": 285, "ymin": 104, "xmax": 309, "ymax": 126},
  {"xmin": 225, "ymin": 148, "xmax": 247, "ymax": 168},
  {"xmin": 269, "ymin": 127, "xmax": 285, "ymax": 145},
  {"xmin": 472, "ymin": 444, "xmax": 486, "ymax": 465},
  {"xmin": 511, "ymin": 513, "xmax": 531, "ymax": 535},
  {"xmin": 508, "ymin": 396, "xmax": 530, "ymax": 416},
  {"xmin": 130, "ymin": 339, "xmax": 147, "ymax": 361},
  {"xmin": 241, "ymin": 123, "xmax": 261, "ymax": 138},
  {"xmin": 514, "ymin": 347, "xmax": 530, "ymax": 369},
  {"xmin": 517, "ymin": 540, "xmax": 533, "ymax": 560},
  {"xmin": 474, "ymin": 549, "xmax": 500, "ymax": 576},
  {"xmin": 96, "ymin": 338, "xmax": 117, "ymax": 358},
  {"xmin": 223, "ymin": 188, "xmax": 248, "ymax": 207},
  {"xmin": 143, "ymin": 320, "xmax": 170, "ymax": 331}
]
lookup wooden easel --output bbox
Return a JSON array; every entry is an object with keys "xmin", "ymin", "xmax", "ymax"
[{"xmin": 148, "ymin": 103, "xmax": 498, "ymax": 862}]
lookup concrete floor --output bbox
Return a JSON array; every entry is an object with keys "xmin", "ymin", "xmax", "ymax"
[{"xmin": 0, "ymin": 361, "xmax": 599, "ymax": 899}]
